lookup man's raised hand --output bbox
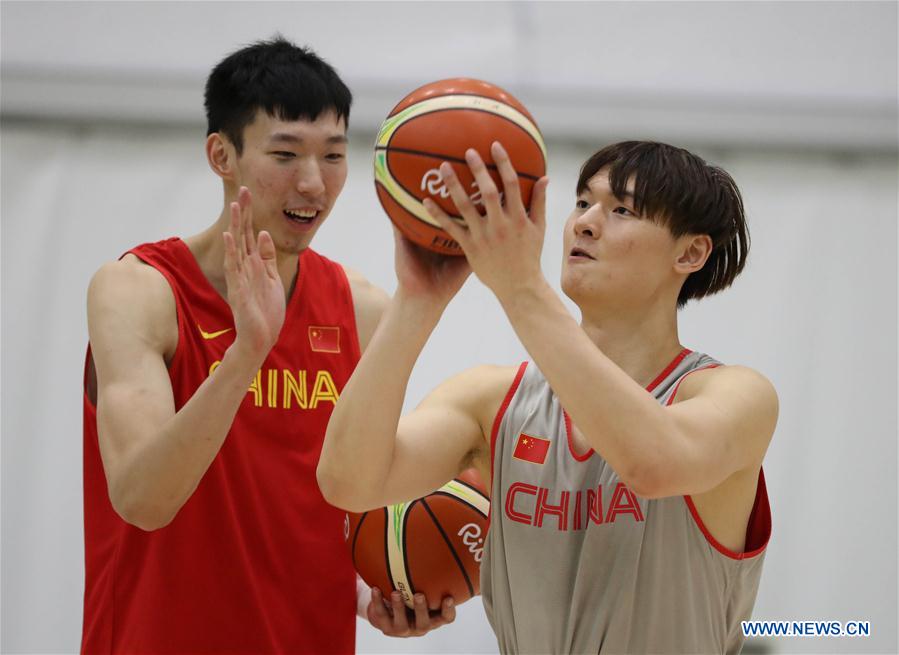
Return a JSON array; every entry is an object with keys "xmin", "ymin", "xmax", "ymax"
[{"xmin": 222, "ymin": 186, "xmax": 286, "ymax": 364}]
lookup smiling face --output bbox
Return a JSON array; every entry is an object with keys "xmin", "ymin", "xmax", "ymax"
[
  {"xmin": 561, "ymin": 169, "xmax": 691, "ymax": 313},
  {"xmin": 224, "ymin": 109, "xmax": 348, "ymax": 255}
]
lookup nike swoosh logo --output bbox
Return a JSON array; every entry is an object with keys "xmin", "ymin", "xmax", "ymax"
[{"xmin": 198, "ymin": 324, "xmax": 233, "ymax": 340}]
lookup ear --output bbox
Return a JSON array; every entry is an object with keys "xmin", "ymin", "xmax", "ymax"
[
  {"xmin": 205, "ymin": 133, "xmax": 238, "ymax": 181},
  {"xmin": 674, "ymin": 234, "xmax": 713, "ymax": 274}
]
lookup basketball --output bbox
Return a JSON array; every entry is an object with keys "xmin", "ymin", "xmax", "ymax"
[
  {"xmin": 373, "ymin": 78, "xmax": 547, "ymax": 255},
  {"xmin": 346, "ymin": 469, "xmax": 490, "ymax": 610}
]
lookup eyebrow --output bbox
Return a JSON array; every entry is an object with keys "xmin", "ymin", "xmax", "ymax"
[
  {"xmin": 582, "ymin": 186, "xmax": 636, "ymax": 201},
  {"xmin": 268, "ymin": 133, "xmax": 348, "ymax": 145}
]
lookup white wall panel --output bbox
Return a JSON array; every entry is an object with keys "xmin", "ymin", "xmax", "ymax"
[{"xmin": 2, "ymin": 1, "xmax": 896, "ymax": 149}]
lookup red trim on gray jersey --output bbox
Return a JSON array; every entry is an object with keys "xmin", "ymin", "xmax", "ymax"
[
  {"xmin": 487, "ymin": 362, "xmax": 529, "ymax": 530},
  {"xmin": 646, "ymin": 347, "xmax": 692, "ymax": 393},
  {"xmin": 668, "ymin": 364, "xmax": 772, "ymax": 561},
  {"xmin": 563, "ymin": 347, "xmax": 694, "ymax": 462},
  {"xmin": 683, "ymin": 471, "xmax": 771, "ymax": 560}
]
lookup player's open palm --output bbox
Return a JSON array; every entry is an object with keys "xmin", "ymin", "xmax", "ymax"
[{"xmin": 223, "ymin": 186, "xmax": 286, "ymax": 361}]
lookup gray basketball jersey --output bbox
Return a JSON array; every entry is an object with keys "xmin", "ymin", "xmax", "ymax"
[{"xmin": 481, "ymin": 350, "xmax": 771, "ymax": 654}]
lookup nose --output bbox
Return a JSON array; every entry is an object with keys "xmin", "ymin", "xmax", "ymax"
[
  {"xmin": 573, "ymin": 203, "xmax": 602, "ymax": 239},
  {"xmin": 295, "ymin": 158, "xmax": 326, "ymax": 197}
]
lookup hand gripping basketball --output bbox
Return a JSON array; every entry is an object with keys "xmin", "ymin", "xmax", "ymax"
[{"xmin": 347, "ymin": 470, "xmax": 490, "ymax": 611}]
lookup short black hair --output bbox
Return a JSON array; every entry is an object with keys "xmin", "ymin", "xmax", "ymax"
[
  {"xmin": 577, "ymin": 141, "xmax": 749, "ymax": 308},
  {"xmin": 204, "ymin": 35, "xmax": 352, "ymax": 154}
]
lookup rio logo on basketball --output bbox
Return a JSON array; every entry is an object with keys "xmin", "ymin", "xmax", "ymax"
[
  {"xmin": 420, "ymin": 168, "xmax": 503, "ymax": 208},
  {"xmin": 458, "ymin": 522, "xmax": 484, "ymax": 563}
]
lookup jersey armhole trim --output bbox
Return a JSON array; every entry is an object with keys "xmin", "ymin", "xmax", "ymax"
[
  {"xmin": 670, "ymin": 363, "xmax": 772, "ymax": 561},
  {"xmin": 564, "ymin": 411, "xmax": 593, "ymax": 461},
  {"xmin": 486, "ymin": 361, "xmax": 528, "ymax": 528},
  {"xmin": 123, "ymin": 248, "xmax": 187, "ymax": 378},
  {"xmin": 683, "ymin": 469, "xmax": 771, "ymax": 561},
  {"xmin": 563, "ymin": 347, "xmax": 695, "ymax": 462},
  {"xmin": 647, "ymin": 347, "xmax": 692, "ymax": 393},
  {"xmin": 84, "ymin": 345, "xmax": 97, "ymax": 411}
]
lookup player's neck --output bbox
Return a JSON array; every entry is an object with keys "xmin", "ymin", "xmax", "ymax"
[{"xmin": 578, "ymin": 303, "xmax": 683, "ymax": 389}]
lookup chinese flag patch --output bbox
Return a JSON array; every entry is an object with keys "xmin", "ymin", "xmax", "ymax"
[
  {"xmin": 513, "ymin": 433, "xmax": 550, "ymax": 464},
  {"xmin": 308, "ymin": 326, "xmax": 340, "ymax": 353}
]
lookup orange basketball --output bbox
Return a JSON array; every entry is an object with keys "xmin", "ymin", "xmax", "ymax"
[
  {"xmin": 346, "ymin": 469, "xmax": 490, "ymax": 609},
  {"xmin": 373, "ymin": 78, "xmax": 547, "ymax": 255}
]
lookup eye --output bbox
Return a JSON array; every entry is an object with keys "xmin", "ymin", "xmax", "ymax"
[
  {"xmin": 575, "ymin": 199, "xmax": 590, "ymax": 210},
  {"xmin": 325, "ymin": 152, "xmax": 345, "ymax": 162},
  {"xmin": 612, "ymin": 206, "xmax": 635, "ymax": 216},
  {"xmin": 272, "ymin": 151, "xmax": 295, "ymax": 160}
]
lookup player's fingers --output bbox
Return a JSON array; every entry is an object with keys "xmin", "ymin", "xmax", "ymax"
[
  {"xmin": 222, "ymin": 232, "xmax": 243, "ymax": 291},
  {"xmin": 366, "ymin": 588, "xmax": 392, "ymax": 633},
  {"xmin": 530, "ymin": 176, "xmax": 550, "ymax": 232},
  {"xmin": 440, "ymin": 596, "xmax": 456, "ymax": 624},
  {"xmin": 423, "ymin": 198, "xmax": 470, "ymax": 251},
  {"xmin": 491, "ymin": 141, "xmax": 525, "ymax": 217},
  {"xmin": 439, "ymin": 162, "xmax": 484, "ymax": 237},
  {"xmin": 390, "ymin": 591, "xmax": 411, "ymax": 636},
  {"xmin": 229, "ymin": 201, "xmax": 246, "ymax": 270},
  {"xmin": 464, "ymin": 148, "xmax": 503, "ymax": 219},
  {"xmin": 239, "ymin": 187, "xmax": 256, "ymax": 256},
  {"xmin": 257, "ymin": 231, "xmax": 279, "ymax": 281},
  {"xmin": 411, "ymin": 594, "xmax": 430, "ymax": 636}
]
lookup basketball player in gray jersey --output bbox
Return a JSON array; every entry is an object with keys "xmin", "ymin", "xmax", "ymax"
[{"xmin": 318, "ymin": 140, "xmax": 778, "ymax": 654}]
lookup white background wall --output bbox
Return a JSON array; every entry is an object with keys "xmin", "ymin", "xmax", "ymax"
[{"xmin": 2, "ymin": 2, "xmax": 897, "ymax": 654}]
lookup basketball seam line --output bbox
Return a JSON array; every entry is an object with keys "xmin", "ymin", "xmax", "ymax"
[
  {"xmin": 420, "ymin": 498, "xmax": 475, "ymax": 599},
  {"xmin": 382, "ymin": 104, "xmax": 546, "ymax": 160},
  {"xmin": 440, "ymin": 479, "xmax": 490, "ymax": 501},
  {"xmin": 401, "ymin": 500, "xmax": 419, "ymax": 599},
  {"xmin": 374, "ymin": 145, "xmax": 542, "ymax": 182},
  {"xmin": 375, "ymin": 179, "xmax": 468, "ymax": 226},
  {"xmin": 389, "ymin": 92, "xmax": 537, "ymax": 123},
  {"xmin": 428, "ymin": 490, "xmax": 489, "ymax": 520},
  {"xmin": 351, "ymin": 511, "xmax": 368, "ymax": 571}
]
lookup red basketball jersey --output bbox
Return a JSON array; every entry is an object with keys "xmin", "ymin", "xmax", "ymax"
[{"xmin": 82, "ymin": 238, "xmax": 359, "ymax": 654}]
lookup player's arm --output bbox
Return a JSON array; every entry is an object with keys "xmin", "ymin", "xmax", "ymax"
[
  {"xmin": 90, "ymin": 188, "xmax": 285, "ymax": 530},
  {"xmin": 88, "ymin": 260, "xmax": 264, "ymax": 530},
  {"xmin": 317, "ymin": 233, "xmax": 489, "ymax": 512},
  {"xmin": 427, "ymin": 143, "xmax": 778, "ymax": 499},
  {"xmin": 317, "ymin": 298, "xmax": 498, "ymax": 512},
  {"xmin": 477, "ymin": 293, "xmax": 776, "ymax": 498}
]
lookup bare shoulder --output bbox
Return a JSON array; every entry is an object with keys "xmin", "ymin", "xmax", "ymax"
[
  {"xmin": 341, "ymin": 265, "xmax": 390, "ymax": 351},
  {"xmin": 87, "ymin": 254, "xmax": 178, "ymax": 360},
  {"xmin": 342, "ymin": 265, "xmax": 390, "ymax": 309},
  {"xmin": 676, "ymin": 364, "xmax": 779, "ymax": 448},
  {"xmin": 678, "ymin": 365, "xmax": 778, "ymax": 408}
]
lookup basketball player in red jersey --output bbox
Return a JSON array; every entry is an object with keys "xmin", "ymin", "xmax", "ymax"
[
  {"xmin": 319, "ymin": 141, "xmax": 779, "ymax": 653},
  {"xmin": 83, "ymin": 37, "xmax": 453, "ymax": 654}
]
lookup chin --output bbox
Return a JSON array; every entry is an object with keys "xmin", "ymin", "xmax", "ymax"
[
  {"xmin": 276, "ymin": 235, "xmax": 313, "ymax": 256},
  {"xmin": 561, "ymin": 270, "xmax": 585, "ymax": 299}
]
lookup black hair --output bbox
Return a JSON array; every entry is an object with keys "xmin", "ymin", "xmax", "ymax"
[
  {"xmin": 204, "ymin": 35, "xmax": 352, "ymax": 154},
  {"xmin": 577, "ymin": 141, "xmax": 749, "ymax": 307}
]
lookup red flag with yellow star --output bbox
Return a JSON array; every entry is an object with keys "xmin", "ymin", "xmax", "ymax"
[
  {"xmin": 308, "ymin": 326, "xmax": 340, "ymax": 353},
  {"xmin": 513, "ymin": 433, "xmax": 550, "ymax": 464}
]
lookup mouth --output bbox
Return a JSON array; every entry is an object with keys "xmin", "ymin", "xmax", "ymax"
[
  {"xmin": 569, "ymin": 247, "xmax": 595, "ymax": 260},
  {"xmin": 283, "ymin": 208, "xmax": 321, "ymax": 225}
]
